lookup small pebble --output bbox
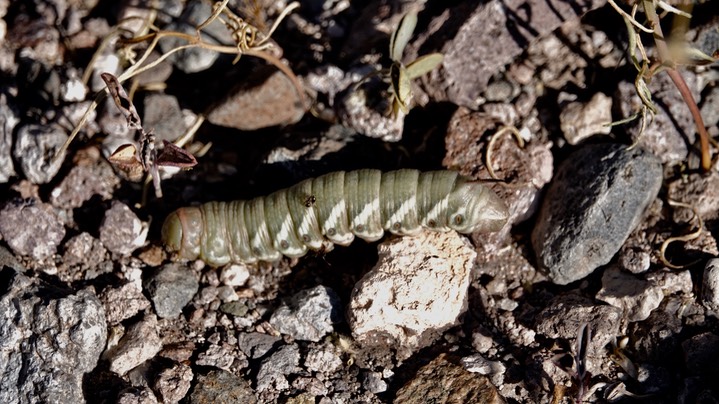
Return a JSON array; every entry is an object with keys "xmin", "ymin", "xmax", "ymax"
[{"xmin": 144, "ymin": 263, "xmax": 199, "ymax": 319}]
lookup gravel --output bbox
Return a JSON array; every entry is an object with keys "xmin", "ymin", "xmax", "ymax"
[
  {"xmin": 269, "ymin": 285, "xmax": 342, "ymax": 342},
  {"xmin": 2, "ymin": 1, "xmax": 719, "ymax": 402}
]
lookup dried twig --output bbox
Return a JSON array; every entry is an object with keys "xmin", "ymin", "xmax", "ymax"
[
  {"xmin": 659, "ymin": 199, "xmax": 703, "ymax": 269},
  {"xmin": 54, "ymin": 1, "xmax": 303, "ymax": 167}
]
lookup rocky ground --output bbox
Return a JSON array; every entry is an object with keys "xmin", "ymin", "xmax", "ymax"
[{"xmin": 0, "ymin": 0, "xmax": 718, "ymax": 403}]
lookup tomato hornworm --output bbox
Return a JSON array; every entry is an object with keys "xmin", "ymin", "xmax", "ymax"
[{"xmin": 162, "ymin": 169, "xmax": 509, "ymax": 266}]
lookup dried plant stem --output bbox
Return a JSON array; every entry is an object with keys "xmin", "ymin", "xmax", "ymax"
[
  {"xmin": 659, "ymin": 199, "xmax": 702, "ymax": 269},
  {"xmin": 642, "ymin": 0, "xmax": 711, "ymax": 171},
  {"xmin": 486, "ymin": 126, "xmax": 525, "ymax": 181},
  {"xmin": 608, "ymin": 0, "xmax": 654, "ymax": 33},
  {"xmin": 54, "ymin": 2, "xmax": 304, "ymax": 166}
]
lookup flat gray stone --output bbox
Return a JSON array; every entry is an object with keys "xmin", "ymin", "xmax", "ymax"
[
  {"xmin": 142, "ymin": 93, "xmax": 187, "ymax": 143},
  {"xmin": 532, "ymin": 143, "xmax": 662, "ymax": 285},
  {"xmin": 237, "ymin": 332, "xmax": 281, "ymax": 359}
]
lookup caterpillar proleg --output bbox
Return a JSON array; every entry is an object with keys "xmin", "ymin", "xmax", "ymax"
[{"xmin": 162, "ymin": 169, "xmax": 508, "ymax": 266}]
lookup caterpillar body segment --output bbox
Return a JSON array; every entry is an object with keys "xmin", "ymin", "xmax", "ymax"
[{"xmin": 161, "ymin": 169, "xmax": 509, "ymax": 266}]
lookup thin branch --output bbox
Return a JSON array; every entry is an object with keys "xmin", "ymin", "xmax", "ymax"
[{"xmin": 642, "ymin": 0, "xmax": 711, "ymax": 171}]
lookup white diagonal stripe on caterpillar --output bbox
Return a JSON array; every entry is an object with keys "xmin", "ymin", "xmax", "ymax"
[{"xmin": 386, "ymin": 195, "xmax": 417, "ymax": 234}]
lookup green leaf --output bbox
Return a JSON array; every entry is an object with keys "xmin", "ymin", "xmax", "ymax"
[
  {"xmin": 406, "ymin": 53, "xmax": 443, "ymax": 79},
  {"xmin": 390, "ymin": 11, "xmax": 417, "ymax": 62},
  {"xmin": 390, "ymin": 62, "xmax": 412, "ymax": 113}
]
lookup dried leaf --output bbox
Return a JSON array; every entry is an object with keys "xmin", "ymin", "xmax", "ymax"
[
  {"xmin": 108, "ymin": 143, "xmax": 144, "ymax": 182},
  {"xmin": 389, "ymin": 11, "xmax": 417, "ymax": 62},
  {"xmin": 390, "ymin": 63, "xmax": 411, "ymax": 114},
  {"xmin": 406, "ymin": 53, "xmax": 443, "ymax": 79},
  {"xmin": 575, "ymin": 323, "xmax": 590, "ymax": 380},
  {"xmin": 100, "ymin": 72, "xmax": 141, "ymax": 130},
  {"xmin": 156, "ymin": 140, "xmax": 198, "ymax": 168}
]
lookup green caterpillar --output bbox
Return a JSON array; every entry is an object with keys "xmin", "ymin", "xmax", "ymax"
[{"xmin": 162, "ymin": 169, "xmax": 508, "ymax": 266}]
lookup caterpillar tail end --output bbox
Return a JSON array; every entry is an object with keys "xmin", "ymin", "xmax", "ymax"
[{"xmin": 161, "ymin": 208, "xmax": 202, "ymax": 261}]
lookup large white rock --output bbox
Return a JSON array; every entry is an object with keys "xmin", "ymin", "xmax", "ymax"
[{"xmin": 347, "ymin": 230, "xmax": 476, "ymax": 357}]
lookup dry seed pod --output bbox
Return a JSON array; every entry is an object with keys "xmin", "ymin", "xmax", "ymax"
[{"xmin": 162, "ymin": 169, "xmax": 509, "ymax": 266}]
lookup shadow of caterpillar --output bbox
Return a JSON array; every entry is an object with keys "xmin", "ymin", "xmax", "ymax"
[{"xmin": 162, "ymin": 169, "xmax": 509, "ymax": 266}]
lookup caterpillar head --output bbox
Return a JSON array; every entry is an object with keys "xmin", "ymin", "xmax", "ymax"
[
  {"xmin": 162, "ymin": 207, "xmax": 203, "ymax": 261},
  {"xmin": 447, "ymin": 181, "xmax": 509, "ymax": 234}
]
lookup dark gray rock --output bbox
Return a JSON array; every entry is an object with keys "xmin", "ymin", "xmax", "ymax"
[
  {"xmin": 99, "ymin": 201, "xmax": 147, "ymax": 256},
  {"xmin": 144, "ymin": 263, "xmax": 199, "ymax": 319},
  {"xmin": 13, "ymin": 123, "xmax": 67, "ymax": 184},
  {"xmin": 237, "ymin": 332, "xmax": 282, "ymax": 359},
  {"xmin": 0, "ymin": 199, "xmax": 65, "ymax": 260},
  {"xmin": 682, "ymin": 332, "xmax": 719, "ymax": 375},
  {"xmin": 189, "ymin": 369, "xmax": 257, "ymax": 404},
  {"xmin": 269, "ymin": 285, "xmax": 342, "ymax": 342},
  {"xmin": 256, "ymin": 344, "xmax": 301, "ymax": 392},
  {"xmin": 532, "ymin": 143, "xmax": 662, "ymax": 285},
  {"xmin": 0, "ymin": 270, "xmax": 107, "ymax": 404}
]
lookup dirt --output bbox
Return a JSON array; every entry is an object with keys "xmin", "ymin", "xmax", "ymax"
[{"xmin": 1, "ymin": 0, "xmax": 718, "ymax": 403}]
